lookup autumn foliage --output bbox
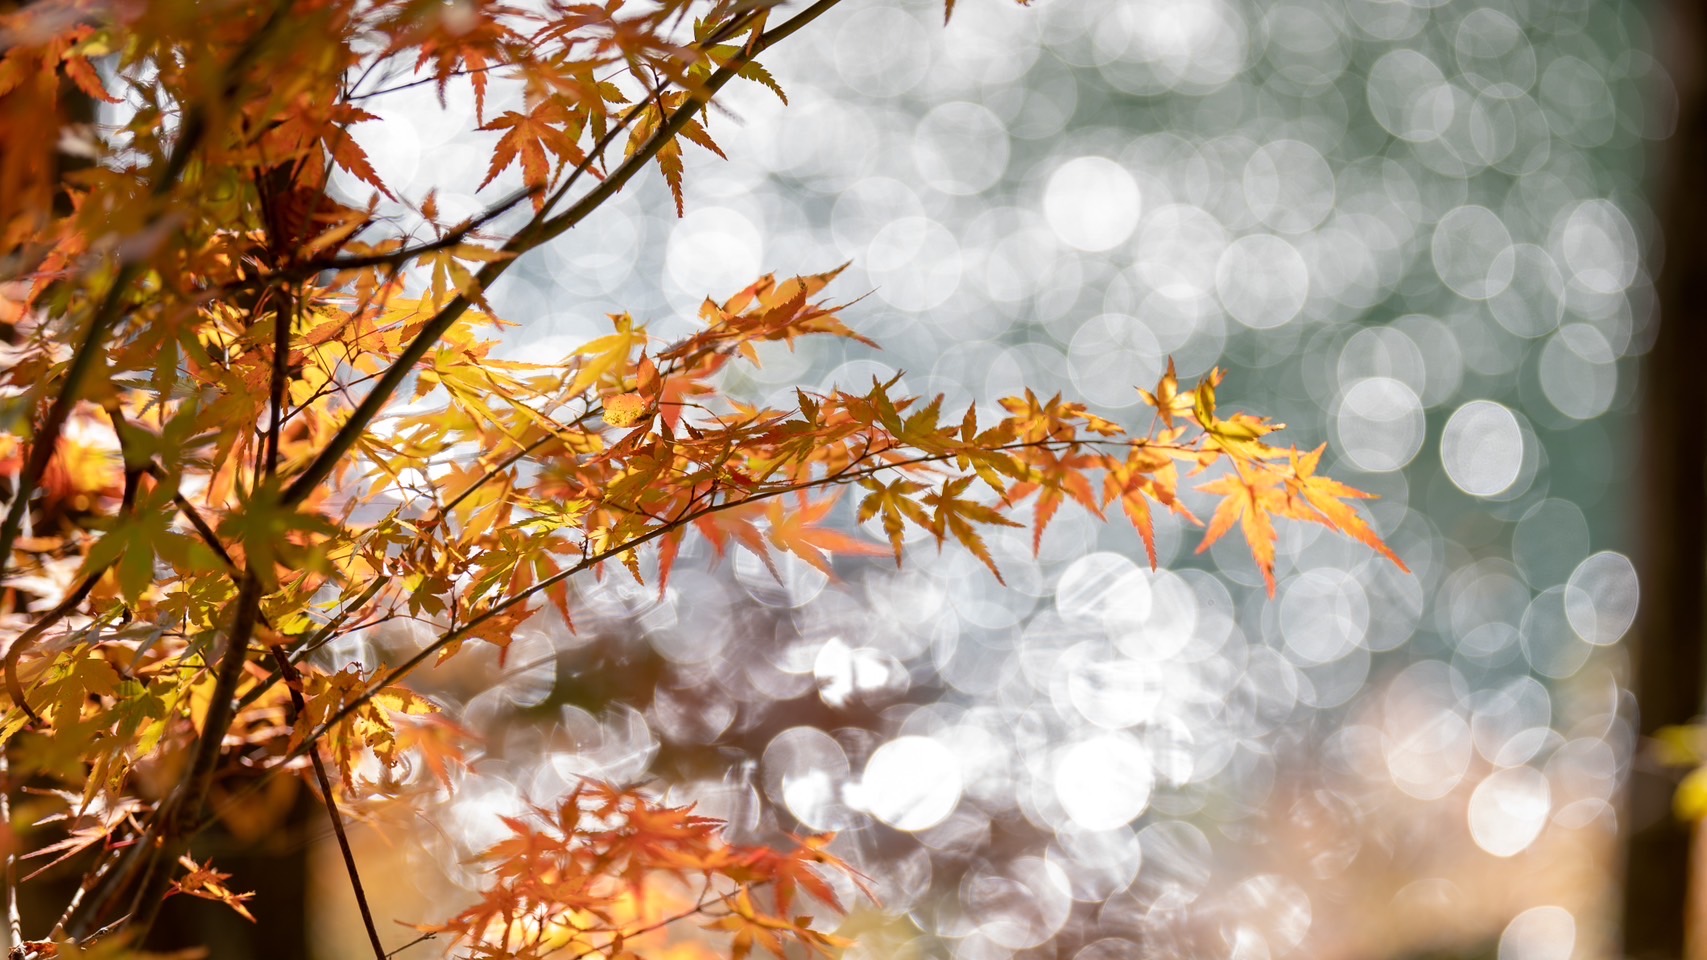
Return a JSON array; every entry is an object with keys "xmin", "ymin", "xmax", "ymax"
[{"xmin": 0, "ymin": 0, "xmax": 1403, "ymax": 957}]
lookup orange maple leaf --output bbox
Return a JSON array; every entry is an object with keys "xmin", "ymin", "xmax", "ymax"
[
  {"xmin": 764, "ymin": 493, "xmax": 886, "ymax": 577},
  {"xmin": 1196, "ymin": 463, "xmax": 1284, "ymax": 596},
  {"xmin": 1280, "ymin": 445, "xmax": 1409, "ymax": 572},
  {"xmin": 479, "ymin": 102, "xmax": 587, "ymax": 207}
]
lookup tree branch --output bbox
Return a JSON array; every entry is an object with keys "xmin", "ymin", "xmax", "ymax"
[
  {"xmin": 3, "ymin": 751, "xmax": 20, "ymax": 950},
  {"xmin": 268, "ymin": 645, "xmax": 388, "ymax": 960}
]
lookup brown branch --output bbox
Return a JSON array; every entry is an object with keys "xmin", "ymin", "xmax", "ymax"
[
  {"xmin": 123, "ymin": 572, "xmax": 264, "ymax": 941},
  {"xmin": 268, "ymin": 645, "xmax": 388, "ymax": 960},
  {"xmin": 265, "ymin": 291, "xmax": 293, "ymax": 473},
  {"xmin": 51, "ymin": 849, "xmax": 117, "ymax": 940}
]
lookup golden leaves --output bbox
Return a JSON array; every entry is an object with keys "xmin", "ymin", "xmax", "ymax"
[
  {"xmin": 856, "ymin": 477, "xmax": 931, "ymax": 565},
  {"xmin": 571, "ymin": 313, "xmax": 646, "ymax": 396}
]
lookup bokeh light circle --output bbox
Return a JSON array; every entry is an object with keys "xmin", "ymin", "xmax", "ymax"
[
  {"xmin": 1054, "ymin": 735, "xmax": 1155, "ymax": 830},
  {"xmin": 862, "ymin": 736, "xmax": 964, "ymax": 832},
  {"xmin": 1564, "ymin": 552, "xmax": 1639, "ymax": 646},
  {"xmin": 1044, "ymin": 157, "xmax": 1140, "ymax": 251},
  {"xmin": 1440, "ymin": 401, "xmax": 1524, "ymax": 497},
  {"xmin": 1335, "ymin": 377, "xmax": 1425, "ymax": 472}
]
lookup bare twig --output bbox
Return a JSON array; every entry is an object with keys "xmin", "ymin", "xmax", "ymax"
[
  {"xmin": 383, "ymin": 931, "xmax": 437, "ymax": 958},
  {"xmin": 269, "ymin": 645, "xmax": 388, "ymax": 960},
  {"xmin": 4, "ymin": 751, "xmax": 20, "ymax": 950}
]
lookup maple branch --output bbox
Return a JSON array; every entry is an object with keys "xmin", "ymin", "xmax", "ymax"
[
  {"xmin": 282, "ymin": 4, "xmax": 773, "ymax": 282},
  {"xmin": 265, "ymin": 290, "xmax": 294, "ymax": 473},
  {"xmin": 269, "ymin": 645, "xmax": 389, "ymax": 960},
  {"xmin": 230, "ymin": 575, "xmax": 392, "ymax": 715},
  {"xmin": 279, "ymin": 0, "xmax": 845, "ymax": 509},
  {"xmin": 277, "ymin": 434, "xmax": 1097, "ymax": 764},
  {"xmin": 294, "ymin": 184, "xmax": 535, "ymax": 277},
  {"xmin": 51, "ymin": 848, "xmax": 118, "ymax": 940},
  {"xmin": 294, "ymin": 576, "xmax": 393, "ymax": 658},
  {"xmin": 422, "ymin": 323, "xmax": 754, "ymax": 524}
]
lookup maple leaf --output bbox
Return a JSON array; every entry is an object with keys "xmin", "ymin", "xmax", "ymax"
[
  {"xmin": 1009, "ymin": 448, "xmax": 1103, "ymax": 555},
  {"xmin": 570, "ymin": 313, "xmax": 645, "ymax": 396},
  {"xmin": 923, "ymin": 475, "xmax": 1024, "ymax": 584},
  {"xmin": 1102, "ymin": 447, "xmax": 1191, "ymax": 568},
  {"xmin": 1190, "ymin": 370, "xmax": 1285, "ymax": 462},
  {"xmin": 1196, "ymin": 463, "xmax": 1284, "ymax": 596},
  {"xmin": 324, "ymin": 105, "xmax": 395, "ymax": 200},
  {"xmin": 479, "ymin": 102, "xmax": 587, "ymax": 208},
  {"xmin": 627, "ymin": 92, "xmax": 727, "ymax": 217},
  {"xmin": 725, "ymin": 833, "xmax": 876, "ymax": 918},
  {"xmin": 171, "ymin": 855, "xmax": 256, "ymax": 922},
  {"xmin": 1281, "ymin": 445, "xmax": 1409, "ymax": 572},
  {"xmin": 763, "ymin": 493, "xmax": 886, "ymax": 576},
  {"xmin": 604, "ymin": 391, "xmax": 649, "ymax": 427},
  {"xmin": 856, "ymin": 477, "xmax": 932, "ymax": 564},
  {"xmin": 1137, "ymin": 358, "xmax": 1194, "ymax": 428}
]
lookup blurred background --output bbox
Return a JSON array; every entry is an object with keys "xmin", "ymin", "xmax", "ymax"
[{"xmin": 314, "ymin": 0, "xmax": 1696, "ymax": 957}]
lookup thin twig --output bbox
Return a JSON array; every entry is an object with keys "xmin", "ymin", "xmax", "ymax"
[
  {"xmin": 269, "ymin": 645, "xmax": 388, "ymax": 960},
  {"xmin": 282, "ymin": 433, "xmax": 1111, "ymax": 766},
  {"xmin": 3, "ymin": 751, "xmax": 20, "ymax": 949},
  {"xmin": 383, "ymin": 931, "xmax": 437, "ymax": 958}
]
